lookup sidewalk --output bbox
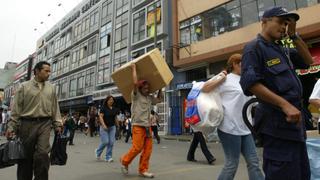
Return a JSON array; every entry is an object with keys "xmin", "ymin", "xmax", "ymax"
[{"xmin": 162, "ymin": 134, "xmax": 193, "ymax": 142}]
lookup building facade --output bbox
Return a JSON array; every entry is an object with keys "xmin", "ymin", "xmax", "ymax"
[
  {"xmin": 172, "ymin": 0, "xmax": 320, "ymax": 134},
  {"xmin": 35, "ymin": 0, "xmax": 176, "ymax": 134},
  {"xmin": 3, "ymin": 55, "xmax": 34, "ymax": 110},
  {"xmin": 1, "ymin": 62, "xmax": 18, "ymax": 108}
]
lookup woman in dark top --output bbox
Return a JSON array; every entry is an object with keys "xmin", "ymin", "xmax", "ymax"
[{"xmin": 95, "ymin": 96, "xmax": 119, "ymax": 162}]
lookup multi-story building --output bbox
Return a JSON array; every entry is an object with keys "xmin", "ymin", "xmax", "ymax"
[
  {"xmin": 1, "ymin": 62, "xmax": 17, "ymax": 108},
  {"xmin": 172, "ymin": 0, "xmax": 320, "ymax": 134},
  {"xmin": 3, "ymin": 54, "xmax": 34, "ymax": 109},
  {"xmin": 35, "ymin": 0, "xmax": 176, "ymax": 134}
]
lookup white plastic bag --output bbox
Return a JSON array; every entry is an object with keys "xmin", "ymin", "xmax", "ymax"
[{"xmin": 191, "ymin": 75, "xmax": 224, "ymax": 137}]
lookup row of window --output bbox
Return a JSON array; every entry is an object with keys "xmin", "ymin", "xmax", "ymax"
[
  {"xmin": 180, "ymin": 0, "xmax": 319, "ymax": 45},
  {"xmin": 51, "ymin": 36, "xmax": 97, "ymax": 77},
  {"xmin": 54, "ymin": 68, "xmax": 95, "ymax": 99}
]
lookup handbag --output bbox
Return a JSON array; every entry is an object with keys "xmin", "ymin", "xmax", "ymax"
[
  {"xmin": 50, "ymin": 134, "xmax": 68, "ymax": 165},
  {"xmin": 0, "ymin": 137, "xmax": 25, "ymax": 169}
]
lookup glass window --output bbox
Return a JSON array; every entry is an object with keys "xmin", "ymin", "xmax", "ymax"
[
  {"xmin": 114, "ymin": 24, "xmax": 128, "ymax": 51},
  {"xmin": 101, "ymin": 1, "xmax": 113, "ymax": 24},
  {"xmin": 133, "ymin": 9, "xmax": 146, "ymax": 43},
  {"xmin": 147, "ymin": 2, "xmax": 161, "ymax": 38},
  {"xmin": 257, "ymin": 0, "xmax": 275, "ymax": 19},
  {"xmin": 88, "ymin": 37, "xmax": 97, "ymax": 56},
  {"xmin": 241, "ymin": 1, "xmax": 259, "ymax": 26},
  {"xmin": 275, "ymin": 0, "xmax": 296, "ymax": 11},
  {"xmin": 190, "ymin": 16, "xmax": 202, "ymax": 42},
  {"xmin": 100, "ymin": 22, "xmax": 112, "ymax": 57},
  {"xmin": 69, "ymin": 78, "xmax": 77, "ymax": 97},
  {"xmin": 113, "ymin": 48, "xmax": 127, "ymax": 71},
  {"xmin": 180, "ymin": 28, "xmax": 190, "ymax": 45},
  {"xmin": 97, "ymin": 55, "xmax": 110, "ymax": 84},
  {"xmin": 134, "ymin": 0, "xmax": 145, "ymax": 6}
]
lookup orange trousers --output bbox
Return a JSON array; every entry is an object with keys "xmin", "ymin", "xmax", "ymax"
[{"xmin": 121, "ymin": 126, "xmax": 153, "ymax": 173}]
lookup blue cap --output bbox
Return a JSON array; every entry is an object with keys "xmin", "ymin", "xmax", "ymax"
[{"xmin": 262, "ymin": 6, "xmax": 299, "ymax": 21}]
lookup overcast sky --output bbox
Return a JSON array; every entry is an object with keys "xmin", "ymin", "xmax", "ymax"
[{"xmin": 0, "ymin": 0, "xmax": 81, "ymax": 68}]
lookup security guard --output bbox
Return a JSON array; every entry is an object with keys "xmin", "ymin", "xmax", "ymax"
[{"xmin": 240, "ymin": 7, "xmax": 313, "ymax": 180}]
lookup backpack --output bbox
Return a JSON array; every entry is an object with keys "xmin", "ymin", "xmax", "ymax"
[{"xmin": 185, "ymin": 82, "xmax": 204, "ymax": 125}]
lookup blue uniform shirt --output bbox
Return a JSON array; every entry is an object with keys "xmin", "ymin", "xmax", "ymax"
[{"xmin": 240, "ymin": 34, "xmax": 309, "ymax": 142}]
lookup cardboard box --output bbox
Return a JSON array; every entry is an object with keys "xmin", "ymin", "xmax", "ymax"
[{"xmin": 111, "ymin": 48, "xmax": 173, "ymax": 103}]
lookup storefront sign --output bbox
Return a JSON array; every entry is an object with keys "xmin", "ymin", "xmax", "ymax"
[
  {"xmin": 176, "ymin": 82, "xmax": 193, "ymax": 90},
  {"xmin": 45, "ymin": 28, "xmax": 60, "ymax": 42},
  {"xmin": 60, "ymin": 10, "xmax": 81, "ymax": 31},
  {"xmin": 82, "ymin": 0, "xmax": 101, "ymax": 14}
]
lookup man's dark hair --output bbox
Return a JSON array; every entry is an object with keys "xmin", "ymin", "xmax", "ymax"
[{"xmin": 33, "ymin": 61, "xmax": 51, "ymax": 75}]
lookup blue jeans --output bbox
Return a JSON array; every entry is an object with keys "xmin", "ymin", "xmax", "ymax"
[
  {"xmin": 96, "ymin": 126, "xmax": 116, "ymax": 160},
  {"xmin": 218, "ymin": 130, "xmax": 264, "ymax": 180}
]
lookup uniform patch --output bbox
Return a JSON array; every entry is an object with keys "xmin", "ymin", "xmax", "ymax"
[{"xmin": 266, "ymin": 58, "xmax": 281, "ymax": 67}]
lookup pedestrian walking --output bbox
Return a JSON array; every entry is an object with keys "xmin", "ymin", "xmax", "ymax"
[
  {"xmin": 95, "ymin": 95, "xmax": 119, "ymax": 162},
  {"xmin": 150, "ymin": 110, "xmax": 160, "ymax": 144},
  {"xmin": 120, "ymin": 64, "xmax": 163, "ymax": 178},
  {"xmin": 88, "ymin": 106, "xmax": 98, "ymax": 137},
  {"xmin": 187, "ymin": 130, "xmax": 216, "ymax": 164},
  {"xmin": 65, "ymin": 113, "xmax": 76, "ymax": 145},
  {"xmin": 240, "ymin": 6, "xmax": 313, "ymax": 180},
  {"xmin": 124, "ymin": 113, "xmax": 132, "ymax": 143},
  {"xmin": 5, "ymin": 61, "xmax": 63, "ymax": 180},
  {"xmin": 202, "ymin": 54, "xmax": 264, "ymax": 180}
]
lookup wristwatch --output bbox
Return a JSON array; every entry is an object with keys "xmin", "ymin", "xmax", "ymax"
[{"xmin": 290, "ymin": 32, "xmax": 300, "ymax": 41}]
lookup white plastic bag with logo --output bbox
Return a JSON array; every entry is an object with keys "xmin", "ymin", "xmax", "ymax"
[{"xmin": 191, "ymin": 74, "xmax": 224, "ymax": 137}]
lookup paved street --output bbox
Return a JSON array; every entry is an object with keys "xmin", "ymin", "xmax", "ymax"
[{"xmin": 0, "ymin": 132, "xmax": 263, "ymax": 180}]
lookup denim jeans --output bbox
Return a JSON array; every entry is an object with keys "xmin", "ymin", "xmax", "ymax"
[
  {"xmin": 96, "ymin": 125, "xmax": 116, "ymax": 160},
  {"xmin": 217, "ymin": 130, "xmax": 264, "ymax": 180}
]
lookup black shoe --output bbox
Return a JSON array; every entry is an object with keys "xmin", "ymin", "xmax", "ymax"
[
  {"xmin": 208, "ymin": 157, "xmax": 216, "ymax": 165},
  {"xmin": 187, "ymin": 158, "xmax": 197, "ymax": 162},
  {"xmin": 69, "ymin": 143, "xmax": 74, "ymax": 145}
]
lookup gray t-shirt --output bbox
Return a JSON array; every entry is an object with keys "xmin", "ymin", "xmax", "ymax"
[{"xmin": 131, "ymin": 91, "xmax": 157, "ymax": 127}]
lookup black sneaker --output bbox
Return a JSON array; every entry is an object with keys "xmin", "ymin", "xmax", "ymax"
[{"xmin": 208, "ymin": 157, "xmax": 216, "ymax": 165}]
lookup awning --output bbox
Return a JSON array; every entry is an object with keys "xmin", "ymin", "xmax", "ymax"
[{"xmin": 296, "ymin": 46, "xmax": 320, "ymax": 75}]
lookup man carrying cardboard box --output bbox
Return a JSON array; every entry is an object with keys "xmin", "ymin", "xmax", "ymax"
[{"xmin": 120, "ymin": 64, "xmax": 163, "ymax": 178}]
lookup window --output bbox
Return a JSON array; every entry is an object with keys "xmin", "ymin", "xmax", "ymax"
[
  {"xmin": 90, "ymin": 10, "xmax": 99, "ymax": 30},
  {"xmin": 60, "ymin": 78, "xmax": 68, "ymax": 99},
  {"xmin": 114, "ymin": 24, "xmax": 128, "ymax": 51},
  {"xmin": 146, "ymin": 42, "xmax": 162, "ymax": 52},
  {"xmin": 69, "ymin": 77, "xmax": 77, "ymax": 97},
  {"xmin": 134, "ymin": 0, "xmax": 145, "ymax": 6},
  {"xmin": 74, "ymin": 23, "xmax": 82, "ymax": 41},
  {"xmin": 241, "ymin": 0, "xmax": 259, "ymax": 26},
  {"xmin": 116, "ymin": 0, "xmax": 129, "ymax": 16},
  {"xmin": 186, "ymin": 67, "xmax": 207, "ymax": 82},
  {"xmin": 275, "ymin": 0, "xmax": 296, "ymax": 11},
  {"xmin": 257, "ymin": 0, "xmax": 275, "ymax": 19},
  {"xmin": 133, "ymin": 9, "xmax": 146, "ymax": 43},
  {"xmin": 82, "ymin": 16, "xmax": 90, "ymax": 35},
  {"xmin": 132, "ymin": 49, "xmax": 145, "ymax": 59},
  {"xmin": 101, "ymin": 1, "xmax": 113, "ymax": 24},
  {"xmin": 77, "ymin": 74, "xmax": 85, "ymax": 96},
  {"xmin": 88, "ymin": 37, "xmax": 97, "ymax": 57},
  {"xmin": 146, "ymin": 1, "xmax": 161, "ymax": 38},
  {"xmin": 100, "ymin": 22, "xmax": 112, "ymax": 57},
  {"xmin": 97, "ymin": 55, "xmax": 110, "ymax": 84},
  {"xmin": 85, "ymin": 68, "xmax": 95, "ymax": 94},
  {"xmin": 113, "ymin": 48, "xmax": 127, "ymax": 71}
]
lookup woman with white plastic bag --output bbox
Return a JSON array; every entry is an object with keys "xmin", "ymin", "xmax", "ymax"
[{"xmin": 201, "ymin": 54, "xmax": 264, "ymax": 180}]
